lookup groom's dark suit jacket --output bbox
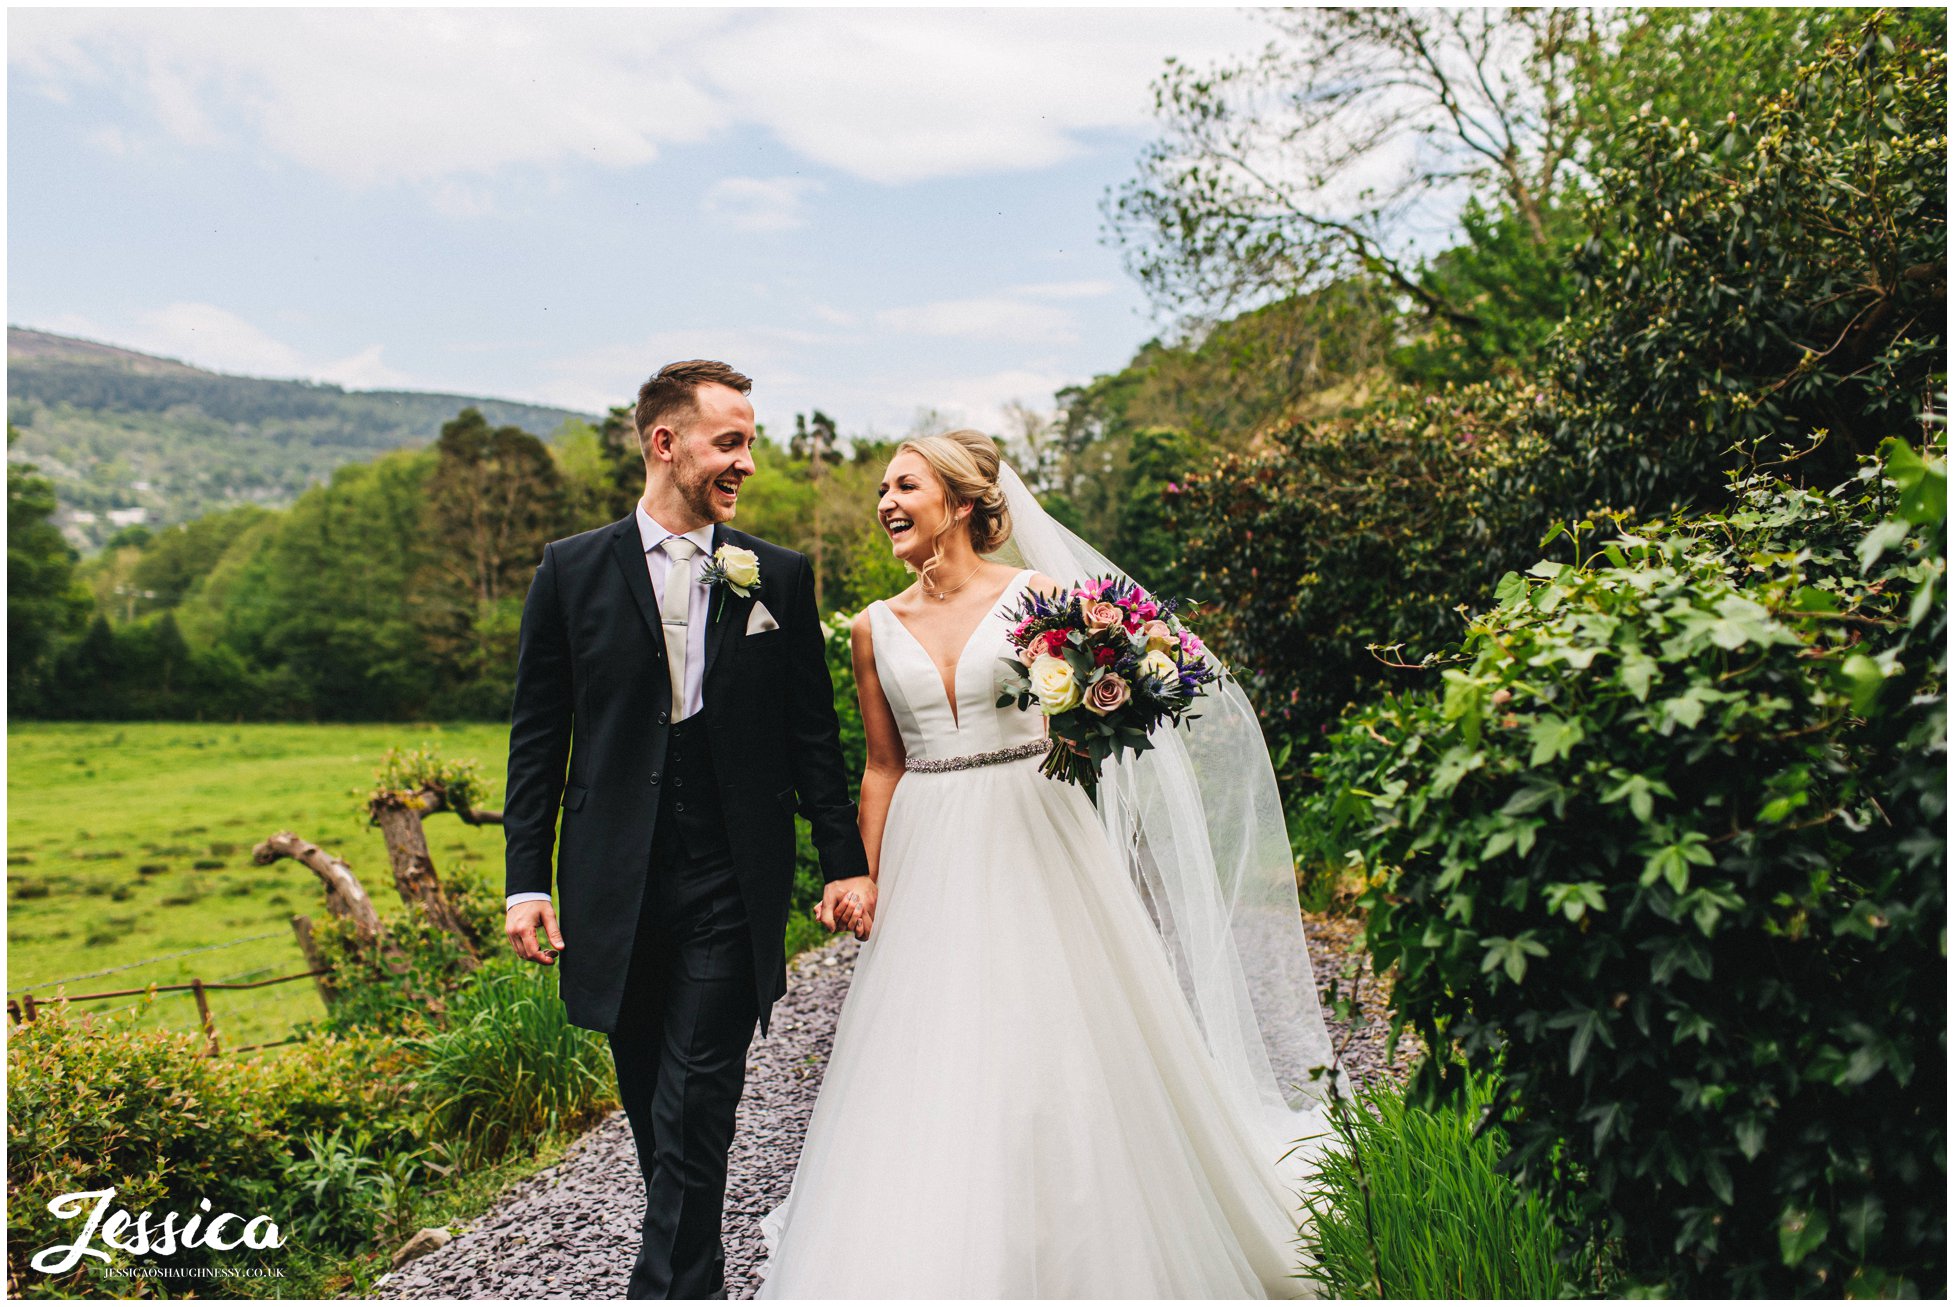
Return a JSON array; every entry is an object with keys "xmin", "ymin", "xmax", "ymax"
[{"xmin": 503, "ymin": 514, "xmax": 870, "ymax": 1036}]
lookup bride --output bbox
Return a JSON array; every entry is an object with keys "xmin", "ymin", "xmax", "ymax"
[{"xmin": 755, "ymin": 429, "xmax": 1339, "ymax": 1298}]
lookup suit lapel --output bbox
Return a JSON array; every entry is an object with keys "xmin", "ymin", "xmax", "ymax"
[
  {"xmin": 702, "ymin": 523, "xmax": 749, "ymax": 692},
  {"xmin": 610, "ymin": 516, "xmax": 666, "ymax": 662}
]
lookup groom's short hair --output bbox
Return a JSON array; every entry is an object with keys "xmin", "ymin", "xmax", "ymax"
[{"xmin": 635, "ymin": 360, "xmax": 754, "ymax": 453}]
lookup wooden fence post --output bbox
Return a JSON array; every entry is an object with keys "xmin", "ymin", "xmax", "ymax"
[
  {"xmin": 188, "ymin": 979, "xmax": 219, "ymax": 1057},
  {"xmin": 20, "ymin": 993, "xmax": 37, "ymax": 1024}
]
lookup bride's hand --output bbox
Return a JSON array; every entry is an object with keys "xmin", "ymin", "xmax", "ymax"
[{"xmin": 819, "ymin": 875, "xmax": 877, "ymax": 941}]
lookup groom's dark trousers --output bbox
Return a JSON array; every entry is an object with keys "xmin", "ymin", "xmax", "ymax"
[
  {"xmin": 504, "ymin": 517, "xmax": 869, "ymax": 1301},
  {"xmin": 612, "ymin": 716, "xmax": 755, "ymax": 1299}
]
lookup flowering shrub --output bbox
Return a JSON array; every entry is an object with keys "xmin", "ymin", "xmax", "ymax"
[{"xmin": 1303, "ymin": 435, "xmax": 1945, "ymax": 1294}]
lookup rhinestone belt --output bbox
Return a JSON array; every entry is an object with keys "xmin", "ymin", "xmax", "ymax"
[{"xmin": 904, "ymin": 740, "xmax": 1049, "ymax": 773}]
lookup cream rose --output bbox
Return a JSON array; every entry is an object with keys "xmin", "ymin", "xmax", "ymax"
[
  {"xmin": 1029, "ymin": 655, "xmax": 1082, "ymax": 715},
  {"xmin": 1142, "ymin": 619, "xmax": 1175, "ymax": 652},
  {"xmin": 1083, "ymin": 672, "xmax": 1131, "ymax": 717},
  {"xmin": 1082, "ymin": 600, "xmax": 1124, "ymax": 633},
  {"xmin": 1138, "ymin": 649, "xmax": 1179, "ymax": 683},
  {"xmin": 714, "ymin": 545, "xmax": 761, "ymax": 591}
]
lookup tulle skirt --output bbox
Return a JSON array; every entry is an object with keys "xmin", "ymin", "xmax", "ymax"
[{"xmin": 754, "ymin": 754, "xmax": 1315, "ymax": 1299}]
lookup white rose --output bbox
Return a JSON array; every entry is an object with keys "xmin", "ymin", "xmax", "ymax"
[
  {"xmin": 1029, "ymin": 655, "xmax": 1082, "ymax": 715},
  {"xmin": 1138, "ymin": 650, "xmax": 1179, "ymax": 683},
  {"xmin": 715, "ymin": 545, "xmax": 760, "ymax": 591}
]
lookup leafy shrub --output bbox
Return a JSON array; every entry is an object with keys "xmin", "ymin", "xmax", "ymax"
[
  {"xmin": 6, "ymin": 999, "xmax": 275, "ymax": 1294},
  {"xmin": 1303, "ymin": 436, "xmax": 1945, "ymax": 1294},
  {"xmin": 1173, "ymin": 379, "xmax": 1550, "ymax": 752},
  {"xmin": 305, "ymin": 860, "xmax": 505, "ymax": 1038},
  {"xmin": 401, "ymin": 955, "xmax": 616, "ymax": 1168},
  {"xmin": 278, "ymin": 1122, "xmax": 439, "ymax": 1257},
  {"xmin": 1543, "ymin": 12, "xmax": 1945, "ymax": 510},
  {"xmin": 6, "ymin": 1001, "xmax": 423, "ymax": 1295},
  {"xmin": 1300, "ymin": 1073, "xmax": 1598, "ymax": 1298}
]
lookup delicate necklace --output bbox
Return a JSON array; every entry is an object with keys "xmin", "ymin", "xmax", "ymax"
[{"xmin": 923, "ymin": 561, "xmax": 982, "ymax": 601}]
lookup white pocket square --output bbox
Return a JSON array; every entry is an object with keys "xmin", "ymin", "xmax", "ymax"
[{"xmin": 745, "ymin": 601, "xmax": 780, "ymax": 635}]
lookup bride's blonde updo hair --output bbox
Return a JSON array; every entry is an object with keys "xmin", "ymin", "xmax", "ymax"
[{"xmin": 897, "ymin": 429, "xmax": 1013, "ymax": 588}]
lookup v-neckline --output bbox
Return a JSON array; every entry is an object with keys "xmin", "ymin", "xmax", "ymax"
[{"xmin": 881, "ymin": 568, "xmax": 1030, "ymax": 731}]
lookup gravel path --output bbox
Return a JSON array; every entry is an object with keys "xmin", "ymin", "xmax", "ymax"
[{"xmin": 372, "ymin": 918, "xmax": 1401, "ymax": 1300}]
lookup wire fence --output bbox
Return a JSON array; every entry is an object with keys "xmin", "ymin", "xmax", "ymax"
[
  {"xmin": 6, "ymin": 921, "xmax": 335, "ymax": 1057},
  {"xmin": 7, "ymin": 929, "xmax": 290, "ymax": 995}
]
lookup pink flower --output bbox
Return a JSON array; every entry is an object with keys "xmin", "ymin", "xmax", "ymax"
[
  {"xmin": 1041, "ymin": 630, "xmax": 1068, "ymax": 656},
  {"xmin": 1083, "ymin": 673, "xmax": 1131, "ymax": 717},
  {"xmin": 1135, "ymin": 600, "xmax": 1159, "ymax": 620}
]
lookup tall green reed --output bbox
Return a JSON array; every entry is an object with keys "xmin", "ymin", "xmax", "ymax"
[
  {"xmin": 1300, "ymin": 1072, "xmax": 1595, "ymax": 1298},
  {"xmin": 403, "ymin": 957, "xmax": 617, "ymax": 1166}
]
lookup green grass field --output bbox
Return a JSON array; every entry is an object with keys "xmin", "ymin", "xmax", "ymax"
[{"xmin": 7, "ymin": 721, "xmax": 514, "ymax": 1050}]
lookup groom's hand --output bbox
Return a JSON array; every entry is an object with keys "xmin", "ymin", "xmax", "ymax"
[
  {"xmin": 817, "ymin": 876, "xmax": 877, "ymax": 941},
  {"xmin": 506, "ymin": 900, "xmax": 565, "ymax": 964}
]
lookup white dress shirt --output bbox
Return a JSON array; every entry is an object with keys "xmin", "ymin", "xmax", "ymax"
[{"xmin": 506, "ymin": 505, "xmax": 716, "ymax": 912}]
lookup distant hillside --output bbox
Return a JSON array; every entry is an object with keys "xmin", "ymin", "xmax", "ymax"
[{"xmin": 6, "ymin": 327, "xmax": 596, "ymax": 552}]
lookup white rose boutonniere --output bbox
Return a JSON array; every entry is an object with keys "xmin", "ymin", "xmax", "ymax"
[{"xmin": 699, "ymin": 544, "xmax": 761, "ymax": 620}]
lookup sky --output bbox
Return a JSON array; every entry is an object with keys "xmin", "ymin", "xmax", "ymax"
[{"xmin": 8, "ymin": 6, "xmax": 1287, "ymax": 439}]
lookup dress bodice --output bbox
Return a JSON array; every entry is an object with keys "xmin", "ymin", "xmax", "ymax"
[{"xmin": 867, "ymin": 568, "xmax": 1046, "ymax": 760}]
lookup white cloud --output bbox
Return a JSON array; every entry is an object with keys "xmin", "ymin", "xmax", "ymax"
[
  {"xmin": 39, "ymin": 302, "xmax": 414, "ymax": 391},
  {"xmin": 314, "ymin": 344, "xmax": 413, "ymax": 391},
  {"xmin": 701, "ymin": 176, "xmax": 822, "ymax": 233},
  {"xmin": 896, "ymin": 368, "xmax": 1080, "ymax": 436},
  {"xmin": 532, "ymin": 326, "xmax": 836, "ymax": 418},
  {"xmin": 875, "ymin": 296, "xmax": 1080, "ymax": 346},
  {"xmin": 9, "ymin": 8, "xmax": 1264, "ymax": 195},
  {"xmin": 83, "ymin": 124, "xmax": 130, "ymax": 156},
  {"xmin": 128, "ymin": 302, "xmax": 309, "ymax": 376}
]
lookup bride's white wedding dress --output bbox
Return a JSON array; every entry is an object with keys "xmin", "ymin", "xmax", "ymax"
[{"xmin": 754, "ymin": 568, "xmax": 1317, "ymax": 1299}]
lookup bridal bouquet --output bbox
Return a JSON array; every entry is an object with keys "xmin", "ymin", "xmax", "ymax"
[{"xmin": 995, "ymin": 576, "xmax": 1222, "ymax": 792}]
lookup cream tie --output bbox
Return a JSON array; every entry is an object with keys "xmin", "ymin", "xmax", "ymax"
[{"xmin": 659, "ymin": 537, "xmax": 699, "ymax": 721}]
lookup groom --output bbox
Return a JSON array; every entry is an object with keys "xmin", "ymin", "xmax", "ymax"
[{"xmin": 502, "ymin": 359, "xmax": 875, "ymax": 1298}]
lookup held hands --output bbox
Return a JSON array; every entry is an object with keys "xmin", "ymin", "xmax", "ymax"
[
  {"xmin": 817, "ymin": 875, "xmax": 877, "ymax": 941},
  {"xmin": 506, "ymin": 900, "xmax": 565, "ymax": 965}
]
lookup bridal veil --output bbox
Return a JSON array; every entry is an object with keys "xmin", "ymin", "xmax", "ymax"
[{"xmin": 989, "ymin": 461, "xmax": 1341, "ymax": 1168}]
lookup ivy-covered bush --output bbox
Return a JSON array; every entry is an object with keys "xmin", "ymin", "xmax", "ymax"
[
  {"xmin": 1303, "ymin": 436, "xmax": 1945, "ymax": 1294},
  {"xmin": 1543, "ymin": 12, "xmax": 1945, "ymax": 511}
]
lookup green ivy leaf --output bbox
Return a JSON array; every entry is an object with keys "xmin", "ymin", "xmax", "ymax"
[
  {"xmin": 1545, "ymin": 881, "xmax": 1608, "ymax": 921},
  {"xmin": 1527, "ymin": 714, "xmax": 1585, "ymax": 766},
  {"xmin": 1481, "ymin": 933, "xmax": 1550, "ymax": 984}
]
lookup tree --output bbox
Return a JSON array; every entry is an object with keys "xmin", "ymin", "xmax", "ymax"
[
  {"xmin": 792, "ymin": 411, "xmax": 843, "ymax": 609},
  {"xmin": 130, "ymin": 506, "xmax": 273, "ymax": 613},
  {"xmin": 1107, "ymin": 8, "xmax": 1594, "ymax": 331},
  {"xmin": 426, "ymin": 408, "xmax": 568, "ymax": 606},
  {"xmin": 7, "ymin": 431, "xmax": 93, "ymax": 712}
]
